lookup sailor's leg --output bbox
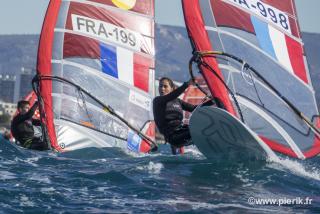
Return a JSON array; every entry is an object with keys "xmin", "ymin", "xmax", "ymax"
[
  {"xmin": 28, "ymin": 138, "xmax": 50, "ymax": 151},
  {"xmin": 170, "ymin": 144, "xmax": 185, "ymax": 155},
  {"xmin": 168, "ymin": 125, "xmax": 192, "ymax": 148}
]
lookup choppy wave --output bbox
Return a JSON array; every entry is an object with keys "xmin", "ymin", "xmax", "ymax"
[{"xmin": 0, "ymin": 140, "xmax": 319, "ymax": 213}]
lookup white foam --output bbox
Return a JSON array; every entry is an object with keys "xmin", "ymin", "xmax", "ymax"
[
  {"xmin": 137, "ymin": 161, "xmax": 163, "ymax": 174},
  {"xmin": 147, "ymin": 161, "xmax": 163, "ymax": 174},
  {"xmin": 92, "ymin": 158, "xmax": 109, "ymax": 164},
  {"xmin": 29, "ymin": 174, "xmax": 51, "ymax": 184},
  {"xmin": 40, "ymin": 187, "xmax": 56, "ymax": 194},
  {"xmin": 19, "ymin": 195, "xmax": 35, "ymax": 207},
  {"xmin": 26, "ymin": 157, "xmax": 40, "ymax": 162},
  {"xmin": 124, "ymin": 148, "xmax": 149, "ymax": 158},
  {"xmin": 268, "ymin": 157, "xmax": 320, "ymax": 181},
  {"xmin": 13, "ymin": 157, "xmax": 40, "ymax": 167},
  {"xmin": 97, "ymin": 187, "xmax": 111, "ymax": 192},
  {"xmin": 183, "ymin": 145, "xmax": 206, "ymax": 159},
  {"xmin": 80, "ymin": 187, "xmax": 89, "ymax": 196},
  {"xmin": 0, "ymin": 171, "xmax": 16, "ymax": 180},
  {"xmin": 234, "ymin": 173, "xmax": 250, "ymax": 183}
]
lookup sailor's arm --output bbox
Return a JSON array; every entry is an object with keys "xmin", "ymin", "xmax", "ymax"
[
  {"xmin": 32, "ymin": 119, "xmax": 41, "ymax": 126},
  {"xmin": 180, "ymin": 100, "xmax": 197, "ymax": 112},
  {"xmin": 160, "ymin": 80, "xmax": 191, "ymax": 102},
  {"xmin": 15, "ymin": 102, "xmax": 39, "ymax": 124}
]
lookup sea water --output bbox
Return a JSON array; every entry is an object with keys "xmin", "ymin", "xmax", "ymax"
[{"xmin": 0, "ymin": 140, "xmax": 319, "ymax": 213}]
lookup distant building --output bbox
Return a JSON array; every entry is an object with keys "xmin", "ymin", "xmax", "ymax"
[
  {"xmin": 0, "ymin": 67, "xmax": 35, "ymax": 104},
  {"xmin": 0, "ymin": 74, "xmax": 17, "ymax": 103},
  {"xmin": 19, "ymin": 67, "xmax": 35, "ymax": 99},
  {"xmin": 0, "ymin": 101, "xmax": 17, "ymax": 117}
]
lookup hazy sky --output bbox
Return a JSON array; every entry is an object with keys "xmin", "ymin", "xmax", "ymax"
[{"xmin": 0, "ymin": 0, "xmax": 319, "ymax": 34}]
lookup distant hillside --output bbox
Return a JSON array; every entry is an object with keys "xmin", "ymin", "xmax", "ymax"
[
  {"xmin": 302, "ymin": 32, "xmax": 320, "ymax": 104},
  {"xmin": 0, "ymin": 34, "xmax": 38, "ymax": 75},
  {"xmin": 0, "ymin": 27, "xmax": 319, "ymax": 104}
]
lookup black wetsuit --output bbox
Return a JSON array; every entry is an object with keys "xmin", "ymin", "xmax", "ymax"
[
  {"xmin": 11, "ymin": 103, "xmax": 49, "ymax": 151},
  {"xmin": 153, "ymin": 82, "xmax": 197, "ymax": 148}
]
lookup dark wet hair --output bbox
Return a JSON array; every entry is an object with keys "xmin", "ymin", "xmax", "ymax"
[
  {"xmin": 159, "ymin": 77, "xmax": 175, "ymax": 89},
  {"xmin": 17, "ymin": 100, "xmax": 30, "ymax": 109}
]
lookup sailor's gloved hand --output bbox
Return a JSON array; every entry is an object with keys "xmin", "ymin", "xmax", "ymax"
[
  {"xmin": 186, "ymin": 78, "xmax": 194, "ymax": 86},
  {"xmin": 201, "ymin": 99, "xmax": 215, "ymax": 107},
  {"xmin": 33, "ymin": 101, "xmax": 39, "ymax": 106},
  {"xmin": 150, "ymin": 146, "xmax": 158, "ymax": 153}
]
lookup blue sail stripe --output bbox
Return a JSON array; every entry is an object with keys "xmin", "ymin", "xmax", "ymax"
[
  {"xmin": 251, "ymin": 16, "xmax": 277, "ymax": 60},
  {"xmin": 100, "ymin": 43, "xmax": 118, "ymax": 78}
]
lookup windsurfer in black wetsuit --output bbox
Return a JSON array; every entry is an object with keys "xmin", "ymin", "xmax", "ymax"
[
  {"xmin": 153, "ymin": 77, "xmax": 204, "ymax": 153},
  {"xmin": 11, "ymin": 100, "xmax": 49, "ymax": 151}
]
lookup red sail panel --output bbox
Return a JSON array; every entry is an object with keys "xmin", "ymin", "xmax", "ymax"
[
  {"xmin": 37, "ymin": 0, "xmax": 62, "ymax": 151},
  {"xmin": 286, "ymin": 35, "xmax": 308, "ymax": 83},
  {"xmin": 89, "ymin": 0, "xmax": 153, "ymax": 16},
  {"xmin": 210, "ymin": 0, "xmax": 254, "ymax": 34},
  {"xmin": 262, "ymin": 0, "xmax": 294, "ymax": 15},
  {"xmin": 182, "ymin": 0, "xmax": 236, "ymax": 116},
  {"xmin": 139, "ymin": 121, "xmax": 155, "ymax": 153},
  {"xmin": 133, "ymin": 54, "xmax": 153, "ymax": 92},
  {"xmin": 64, "ymin": 33, "xmax": 100, "ymax": 59},
  {"xmin": 259, "ymin": 136, "xmax": 298, "ymax": 158},
  {"xmin": 261, "ymin": 128, "xmax": 320, "ymax": 159}
]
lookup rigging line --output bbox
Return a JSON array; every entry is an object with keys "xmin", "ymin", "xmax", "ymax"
[
  {"xmin": 60, "ymin": 117, "xmax": 128, "ymax": 142},
  {"xmin": 190, "ymin": 52, "xmax": 245, "ymax": 122},
  {"xmin": 187, "ymin": 38, "xmax": 213, "ymax": 100},
  {"xmin": 140, "ymin": 120, "xmax": 153, "ymax": 132},
  {"xmin": 76, "ymin": 89, "xmax": 93, "ymax": 124},
  {"xmin": 31, "ymin": 75, "xmax": 52, "ymax": 150},
  {"xmin": 205, "ymin": 51, "xmax": 320, "ymax": 138},
  {"xmin": 40, "ymin": 75, "xmax": 157, "ymax": 148},
  {"xmin": 33, "ymin": 75, "xmax": 158, "ymax": 149},
  {"xmin": 236, "ymin": 93, "xmax": 316, "ymax": 138},
  {"xmin": 201, "ymin": 60, "xmax": 245, "ymax": 123},
  {"xmin": 240, "ymin": 60, "xmax": 254, "ymax": 86},
  {"xmin": 248, "ymin": 68, "xmax": 264, "ymax": 107},
  {"xmin": 188, "ymin": 55, "xmax": 212, "ymax": 99}
]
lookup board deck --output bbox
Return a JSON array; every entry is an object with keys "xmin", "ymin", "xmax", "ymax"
[{"xmin": 189, "ymin": 106, "xmax": 268, "ymax": 161}]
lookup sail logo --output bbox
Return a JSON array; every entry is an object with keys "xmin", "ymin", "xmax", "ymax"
[
  {"xmin": 112, "ymin": 0, "xmax": 136, "ymax": 10},
  {"xmin": 127, "ymin": 130, "xmax": 141, "ymax": 152},
  {"xmin": 224, "ymin": 0, "xmax": 292, "ymax": 35},
  {"xmin": 71, "ymin": 14, "xmax": 141, "ymax": 51},
  {"xmin": 129, "ymin": 90, "xmax": 151, "ymax": 111}
]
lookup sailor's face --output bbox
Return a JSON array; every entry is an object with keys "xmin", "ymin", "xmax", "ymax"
[
  {"xmin": 159, "ymin": 80, "xmax": 173, "ymax": 96},
  {"xmin": 19, "ymin": 104, "xmax": 30, "ymax": 115}
]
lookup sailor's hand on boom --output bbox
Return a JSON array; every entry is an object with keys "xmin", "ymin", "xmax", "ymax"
[
  {"xmin": 187, "ymin": 78, "xmax": 195, "ymax": 86},
  {"xmin": 32, "ymin": 101, "xmax": 39, "ymax": 109}
]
